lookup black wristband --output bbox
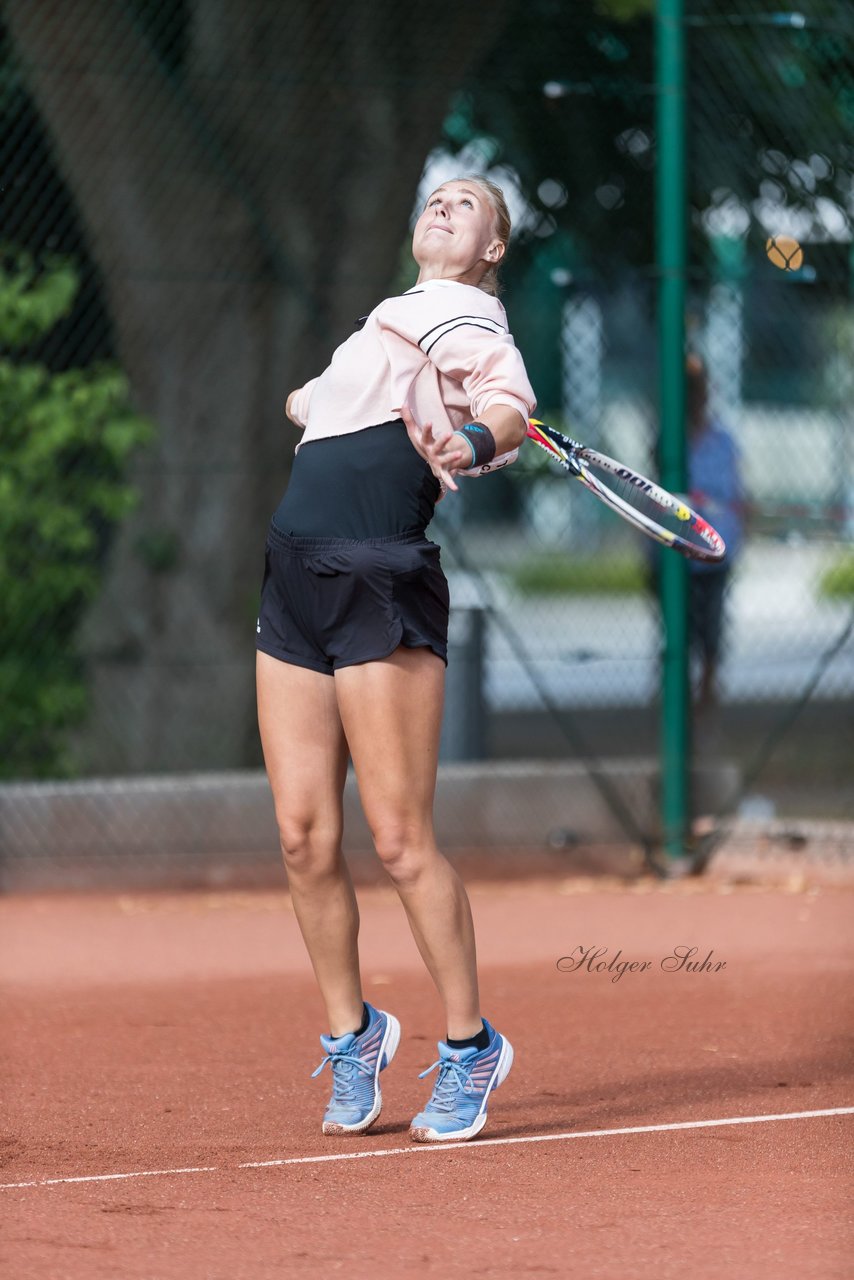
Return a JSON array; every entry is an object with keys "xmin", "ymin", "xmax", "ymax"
[{"xmin": 453, "ymin": 421, "xmax": 496, "ymax": 469}]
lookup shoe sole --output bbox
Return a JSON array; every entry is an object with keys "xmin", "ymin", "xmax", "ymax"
[
  {"xmin": 409, "ymin": 1035, "xmax": 514, "ymax": 1144},
  {"xmin": 322, "ymin": 1012, "xmax": 401, "ymax": 1136}
]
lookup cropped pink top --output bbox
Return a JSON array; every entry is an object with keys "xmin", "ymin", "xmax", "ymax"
[{"xmin": 288, "ymin": 279, "xmax": 536, "ymax": 467}]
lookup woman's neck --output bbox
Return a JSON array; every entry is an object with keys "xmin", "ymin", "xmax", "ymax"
[{"xmin": 415, "ymin": 264, "xmax": 484, "ymax": 288}]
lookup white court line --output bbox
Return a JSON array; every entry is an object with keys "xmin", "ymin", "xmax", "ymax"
[{"xmin": 3, "ymin": 1107, "xmax": 852, "ymax": 1191}]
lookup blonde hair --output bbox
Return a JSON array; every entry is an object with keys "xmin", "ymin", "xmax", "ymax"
[{"xmin": 456, "ymin": 174, "xmax": 511, "ymax": 297}]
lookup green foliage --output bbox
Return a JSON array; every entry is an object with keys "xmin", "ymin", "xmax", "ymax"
[
  {"xmin": 510, "ymin": 553, "xmax": 646, "ymax": 596},
  {"xmin": 819, "ymin": 553, "xmax": 854, "ymax": 599},
  {"xmin": 0, "ymin": 250, "xmax": 78, "ymax": 346},
  {"xmin": 0, "ymin": 254, "xmax": 151, "ymax": 778}
]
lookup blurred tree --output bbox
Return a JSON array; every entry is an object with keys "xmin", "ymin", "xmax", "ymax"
[
  {"xmin": 688, "ymin": 3, "xmax": 854, "ymax": 250},
  {"xmin": 433, "ymin": 0, "xmax": 657, "ymax": 418},
  {"xmin": 461, "ymin": 0, "xmax": 656, "ymax": 274},
  {"xmin": 4, "ymin": 0, "xmax": 512, "ymax": 770},
  {"xmin": 444, "ymin": 0, "xmax": 852, "ymax": 274}
]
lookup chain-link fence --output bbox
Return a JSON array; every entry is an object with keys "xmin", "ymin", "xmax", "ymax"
[{"xmin": 1, "ymin": 0, "xmax": 852, "ymax": 882}]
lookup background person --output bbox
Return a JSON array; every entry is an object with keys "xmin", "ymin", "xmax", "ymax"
[{"xmin": 685, "ymin": 353, "xmax": 746, "ymax": 708}]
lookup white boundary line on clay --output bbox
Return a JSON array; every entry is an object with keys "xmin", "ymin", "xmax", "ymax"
[{"xmin": 3, "ymin": 1106, "xmax": 852, "ymax": 1191}]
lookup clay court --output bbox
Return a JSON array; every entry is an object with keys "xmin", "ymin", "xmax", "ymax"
[{"xmin": 3, "ymin": 873, "xmax": 852, "ymax": 1279}]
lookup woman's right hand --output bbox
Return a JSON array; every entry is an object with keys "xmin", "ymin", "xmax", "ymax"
[{"xmin": 397, "ymin": 404, "xmax": 468, "ymax": 493}]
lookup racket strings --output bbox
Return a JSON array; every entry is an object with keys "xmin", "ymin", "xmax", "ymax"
[
  {"xmin": 583, "ymin": 456, "xmax": 711, "ymax": 552},
  {"xmin": 525, "ymin": 421, "xmax": 725, "ymax": 560}
]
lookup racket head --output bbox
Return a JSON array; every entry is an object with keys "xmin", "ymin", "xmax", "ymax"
[{"xmin": 526, "ymin": 420, "xmax": 727, "ymax": 563}]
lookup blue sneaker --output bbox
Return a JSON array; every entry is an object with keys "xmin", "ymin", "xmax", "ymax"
[
  {"xmin": 311, "ymin": 1004, "xmax": 401, "ymax": 1135},
  {"xmin": 409, "ymin": 1020, "xmax": 513, "ymax": 1143}
]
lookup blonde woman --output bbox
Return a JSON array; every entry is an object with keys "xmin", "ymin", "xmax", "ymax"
[{"xmin": 257, "ymin": 177, "xmax": 535, "ymax": 1142}]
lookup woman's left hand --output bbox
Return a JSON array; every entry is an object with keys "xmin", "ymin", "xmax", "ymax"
[{"xmin": 397, "ymin": 404, "xmax": 469, "ymax": 493}]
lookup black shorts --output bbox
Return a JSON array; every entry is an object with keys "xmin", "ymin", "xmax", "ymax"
[{"xmin": 256, "ymin": 524, "xmax": 450, "ymax": 675}]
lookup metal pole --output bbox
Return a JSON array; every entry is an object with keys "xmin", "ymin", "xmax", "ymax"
[{"xmin": 655, "ymin": 0, "xmax": 689, "ymax": 858}]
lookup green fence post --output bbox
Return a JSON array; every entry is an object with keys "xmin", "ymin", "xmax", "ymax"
[{"xmin": 656, "ymin": 0, "xmax": 689, "ymax": 859}]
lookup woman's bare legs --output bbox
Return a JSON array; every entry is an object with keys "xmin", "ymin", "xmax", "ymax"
[
  {"xmin": 334, "ymin": 646, "xmax": 482, "ymax": 1040},
  {"xmin": 256, "ymin": 651, "xmax": 363, "ymax": 1037}
]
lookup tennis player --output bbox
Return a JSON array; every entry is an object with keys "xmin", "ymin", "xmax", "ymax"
[{"xmin": 256, "ymin": 177, "xmax": 535, "ymax": 1142}]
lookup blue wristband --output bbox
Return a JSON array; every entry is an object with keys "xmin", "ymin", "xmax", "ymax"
[{"xmin": 453, "ymin": 422, "xmax": 496, "ymax": 469}]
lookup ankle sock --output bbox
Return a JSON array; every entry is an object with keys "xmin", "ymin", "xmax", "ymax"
[{"xmin": 446, "ymin": 1023, "xmax": 490, "ymax": 1052}]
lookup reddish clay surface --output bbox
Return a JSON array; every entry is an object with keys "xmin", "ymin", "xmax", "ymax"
[{"xmin": 2, "ymin": 878, "xmax": 853, "ymax": 1279}]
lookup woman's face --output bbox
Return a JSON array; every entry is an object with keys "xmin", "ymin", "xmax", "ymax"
[{"xmin": 412, "ymin": 181, "xmax": 504, "ymax": 284}]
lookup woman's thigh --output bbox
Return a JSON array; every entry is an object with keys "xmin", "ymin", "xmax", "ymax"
[
  {"xmin": 333, "ymin": 646, "xmax": 445, "ymax": 844},
  {"xmin": 256, "ymin": 650, "xmax": 349, "ymax": 853}
]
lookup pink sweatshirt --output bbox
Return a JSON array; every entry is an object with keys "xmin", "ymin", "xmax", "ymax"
[{"xmin": 288, "ymin": 279, "xmax": 536, "ymax": 470}]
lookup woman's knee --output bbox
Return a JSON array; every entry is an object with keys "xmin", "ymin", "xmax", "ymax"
[
  {"xmin": 277, "ymin": 813, "xmax": 343, "ymax": 878},
  {"xmin": 370, "ymin": 821, "xmax": 436, "ymax": 885}
]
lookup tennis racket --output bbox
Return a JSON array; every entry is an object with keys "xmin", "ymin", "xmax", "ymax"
[{"xmin": 526, "ymin": 419, "xmax": 726, "ymax": 563}]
